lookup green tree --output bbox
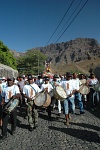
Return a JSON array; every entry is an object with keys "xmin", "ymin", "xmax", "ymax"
[
  {"xmin": 0, "ymin": 41, "xmax": 17, "ymax": 69},
  {"xmin": 17, "ymin": 50, "xmax": 47, "ymax": 75}
]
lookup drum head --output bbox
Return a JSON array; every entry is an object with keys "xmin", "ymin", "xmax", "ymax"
[
  {"xmin": 79, "ymin": 85, "xmax": 90, "ymax": 95},
  {"xmin": 34, "ymin": 92, "xmax": 46, "ymax": 106},
  {"xmin": 43, "ymin": 94, "xmax": 51, "ymax": 107},
  {"xmin": 3, "ymin": 98, "xmax": 19, "ymax": 113},
  {"xmin": 54, "ymin": 86, "xmax": 67, "ymax": 100},
  {"xmin": 93, "ymin": 83, "xmax": 100, "ymax": 92},
  {"xmin": 8, "ymin": 99, "xmax": 19, "ymax": 112}
]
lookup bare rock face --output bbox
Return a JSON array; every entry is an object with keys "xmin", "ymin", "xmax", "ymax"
[
  {"xmin": 0, "ymin": 64, "xmax": 18, "ymax": 78},
  {"xmin": 42, "ymin": 38, "xmax": 100, "ymax": 64}
]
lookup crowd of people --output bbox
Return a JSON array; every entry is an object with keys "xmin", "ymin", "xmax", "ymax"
[{"xmin": 0, "ymin": 72, "xmax": 100, "ymax": 141}]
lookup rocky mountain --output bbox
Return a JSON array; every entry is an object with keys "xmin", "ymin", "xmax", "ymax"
[
  {"xmin": 11, "ymin": 38, "xmax": 100, "ymax": 74},
  {"xmin": 39, "ymin": 38, "xmax": 100, "ymax": 63}
]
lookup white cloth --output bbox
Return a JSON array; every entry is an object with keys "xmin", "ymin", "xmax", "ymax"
[
  {"xmin": 23, "ymin": 83, "xmax": 41, "ymax": 98},
  {"xmin": 2, "ymin": 85, "xmax": 20, "ymax": 103},
  {"xmin": 41, "ymin": 83, "xmax": 53, "ymax": 93},
  {"xmin": 61, "ymin": 80, "xmax": 74, "ymax": 97},
  {"xmin": 72, "ymin": 78, "xmax": 81, "ymax": 90}
]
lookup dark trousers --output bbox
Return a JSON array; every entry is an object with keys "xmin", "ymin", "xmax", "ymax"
[
  {"xmin": 2, "ymin": 108, "xmax": 17, "ymax": 137},
  {"xmin": 47, "ymin": 97, "xmax": 56, "ymax": 117}
]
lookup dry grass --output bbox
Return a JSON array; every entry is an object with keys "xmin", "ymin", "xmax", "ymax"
[{"xmin": 50, "ymin": 58, "xmax": 100, "ymax": 75}]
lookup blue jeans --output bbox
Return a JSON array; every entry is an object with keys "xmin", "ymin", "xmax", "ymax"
[
  {"xmin": 63, "ymin": 96, "xmax": 75, "ymax": 115},
  {"xmin": 89, "ymin": 88, "xmax": 99, "ymax": 109},
  {"xmin": 74, "ymin": 92, "xmax": 84, "ymax": 112}
]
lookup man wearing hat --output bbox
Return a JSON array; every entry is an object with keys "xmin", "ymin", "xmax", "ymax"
[
  {"xmin": 0, "ymin": 77, "xmax": 20, "ymax": 140},
  {"xmin": 22, "ymin": 76, "xmax": 41, "ymax": 131}
]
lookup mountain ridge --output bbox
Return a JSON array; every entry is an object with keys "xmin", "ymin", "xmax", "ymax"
[{"xmin": 11, "ymin": 37, "xmax": 100, "ymax": 74}]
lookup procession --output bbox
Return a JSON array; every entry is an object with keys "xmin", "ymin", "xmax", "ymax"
[{"xmin": 0, "ymin": 70, "xmax": 100, "ymax": 143}]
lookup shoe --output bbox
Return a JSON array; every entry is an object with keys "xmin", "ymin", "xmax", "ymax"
[
  {"xmin": 0, "ymin": 135, "xmax": 7, "ymax": 141},
  {"xmin": 11, "ymin": 130, "xmax": 16, "ymax": 135},
  {"xmin": 34, "ymin": 124, "xmax": 38, "ymax": 129},
  {"xmin": 29, "ymin": 127, "xmax": 33, "ymax": 132},
  {"xmin": 80, "ymin": 111, "xmax": 85, "ymax": 114}
]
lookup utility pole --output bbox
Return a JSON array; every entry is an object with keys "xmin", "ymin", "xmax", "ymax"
[{"xmin": 38, "ymin": 50, "xmax": 39, "ymax": 75}]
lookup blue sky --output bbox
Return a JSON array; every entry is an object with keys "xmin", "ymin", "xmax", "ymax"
[{"xmin": 0, "ymin": 0, "xmax": 100, "ymax": 52}]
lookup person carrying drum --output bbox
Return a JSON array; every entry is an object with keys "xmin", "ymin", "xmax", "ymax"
[
  {"xmin": 87, "ymin": 73, "xmax": 99, "ymax": 111},
  {"xmin": 0, "ymin": 78, "xmax": 7, "ymax": 127},
  {"xmin": 41, "ymin": 77, "xmax": 53, "ymax": 120},
  {"xmin": 22, "ymin": 76, "xmax": 41, "ymax": 131},
  {"xmin": 61, "ymin": 72, "xmax": 75, "ymax": 126},
  {"xmin": 0, "ymin": 77, "xmax": 20, "ymax": 141},
  {"xmin": 72, "ymin": 73, "xmax": 85, "ymax": 114},
  {"xmin": 79, "ymin": 74, "xmax": 88, "ymax": 108},
  {"xmin": 50, "ymin": 75, "xmax": 62, "ymax": 116}
]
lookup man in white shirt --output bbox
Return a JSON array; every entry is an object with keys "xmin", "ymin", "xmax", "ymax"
[
  {"xmin": 87, "ymin": 73, "xmax": 99, "ymax": 111},
  {"xmin": 41, "ymin": 77, "xmax": 53, "ymax": 120},
  {"xmin": 23, "ymin": 76, "xmax": 41, "ymax": 131},
  {"xmin": 61, "ymin": 72, "xmax": 75, "ymax": 126},
  {"xmin": 0, "ymin": 77, "xmax": 20, "ymax": 141},
  {"xmin": 72, "ymin": 73, "xmax": 85, "ymax": 114}
]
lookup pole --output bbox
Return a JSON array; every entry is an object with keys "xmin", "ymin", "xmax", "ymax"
[{"xmin": 38, "ymin": 50, "xmax": 39, "ymax": 75}]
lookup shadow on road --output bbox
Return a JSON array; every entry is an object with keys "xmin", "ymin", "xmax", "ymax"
[
  {"xmin": 48, "ymin": 126, "xmax": 100, "ymax": 143},
  {"xmin": 70, "ymin": 122, "xmax": 100, "ymax": 131}
]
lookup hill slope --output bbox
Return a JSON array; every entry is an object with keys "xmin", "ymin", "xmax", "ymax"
[{"xmin": 11, "ymin": 38, "xmax": 100, "ymax": 74}]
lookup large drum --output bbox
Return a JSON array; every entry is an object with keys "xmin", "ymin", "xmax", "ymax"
[
  {"xmin": 53, "ymin": 86, "xmax": 67, "ymax": 100},
  {"xmin": 79, "ymin": 85, "xmax": 90, "ymax": 95},
  {"xmin": 34, "ymin": 92, "xmax": 47, "ymax": 106},
  {"xmin": 43, "ymin": 94, "xmax": 51, "ymax": 107},
  {"xmin": 3, "ymin": 98, "xmax": 19, "ymax": 113},
  {"xmin": 93, "ymin": 82, "xmax": 100, "ymax": 92}
]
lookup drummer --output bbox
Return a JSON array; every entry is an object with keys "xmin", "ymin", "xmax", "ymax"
[
  {"xmin": 79, "ymin": 74, "xmax": 88, "ymax": 108},
  {"xmin": 0, "ymin": 77, "xmax": 20, "ymax": 141},
  {"xmin": 61, "ymin": 72, "xmax": 75, "ymax": 126},
  {"xmin": 72, "ymin": 73, "xmax": 85, "ymax": 114},
  {"xmin": 50, "ymin": 75, "xmax": 62, "ymax": 115},
  {"xmin": 41, "ymin": 77, "xmax": 53, "ymax": 120},
  {"xmin": 22, "ymin": 75, "xmax": 41, "ymax": 131},
  {"xmin": 87, "ymin": 72, "xmax": 99, "ymax": 111}
]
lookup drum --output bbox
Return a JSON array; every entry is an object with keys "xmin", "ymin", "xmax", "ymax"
[
  {"xmin": 93, "ymin": 82, "xmax": 100, "ymax": 92},
  {"xmin": 3, "ymin": 98, "xmax": 19, "ymax": 113},
  {"xmin": 53, "ymin": 86, "xmax": 67, "ymax": 100},
  {"xmin": 43, "ymin": 93, "xmax": 51, "ymax": 107},
  {"xmin": 79, "ymin": 85, "xmax": 90, "ymax": 95},
  {"xmin": 34, "ymin": 92, "xmax": 47, "ymax": 106}
]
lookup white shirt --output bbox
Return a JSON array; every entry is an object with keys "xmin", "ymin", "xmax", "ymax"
[
  {"xmin": 41, "ymin": 83, "xmax": 53, "ymax": 93},
  {"xmin": 23, "ymin": 83, "xmax": 41, "ymax": 98},
  {"xmin": 61, "ymin": 80, "xmax": 74, "ymax": 97},
  {"xmin": 72, "ymin": 78, "xmax": 81, "ymax": 90},
  {"xmin": 2, "ymin": 85, "xmax": 20, "ymax": 103}
]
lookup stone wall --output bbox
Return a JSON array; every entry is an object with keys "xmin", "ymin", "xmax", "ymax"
[{"xmin": 0, "ymin": 63, "xmax": 18, "ymax": 78}]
